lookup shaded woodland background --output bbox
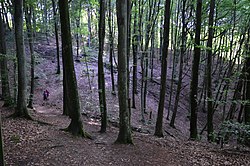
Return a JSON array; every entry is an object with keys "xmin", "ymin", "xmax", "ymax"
[{"xmin": 0, "ymin": 0, "xmax": 250, "ymax": 165}]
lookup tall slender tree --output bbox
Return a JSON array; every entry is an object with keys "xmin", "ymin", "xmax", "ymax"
[
  {"xmin": 115, "ymin": 0, "xmax": 133, "ymax": 144},
  {"xmin": 14, "ymin": 0, "xmax": 32, "ymax": 119},
  {"xmin": 25, "ymin": 5, "xmax": 35, "ymax": 109},
  {"xmin": 108, "ymin": 0, "xmax": 115, "ymax": 95},
  {"xmin": 87, "ymin": 2, "xmax": 92, "ymax": 47},
  {"xmin": 132, "ymin": 0, "xmax": 138, "ymax": 109},
  {"xmin": 52, "ymin": 0, "xmax": 60, "ymax": 74},
  {"xmin": 154, "ymin": 0, "xmax": 171, "ymax": 137},
  {"xmin": 245, "ymin": 27, "xmax": 250, "ymax": 125},
  {"xmin": 98, "ymin": 0, "xmax": 107, "ymax": 133},
  {"xmin": 0, "ymin": 111, "xmax": 4, "ymax": 166},
  {"xmin": 244, "ymin": 27, "xmax": 250, "ymax": 146},
  {"xmin": 0, "ymin": 11, "xmax": 12, "ymax": 107},
  {"xmin": 59, "ymin": 0, "xmax": 90, "ymax": 137},
  {"xmin": 189, "ymin": 0, "xmax": 202, "ymax": 140},
  {"xmin": 43, "ymin": 0, "xmax": 49, "ymax": 44},
  {"xmin": 60, "ymin": 0, "xmax": 69, "ymax": 116},
  {"xmin": 206, "ymin": 0, "xmax": 215, "ymax": 141},
  {"xmin": 170, "ymin": 0, "xmax": 186, "ymax": 128}
]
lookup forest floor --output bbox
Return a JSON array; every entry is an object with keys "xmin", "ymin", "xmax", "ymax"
[{"xmin": 1, "ymin": 37, "xmax": 250, "ymax": 166}]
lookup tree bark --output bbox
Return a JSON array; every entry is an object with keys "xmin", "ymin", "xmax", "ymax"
[
  {"xmin": 25, "ymin": 5, "xmax": 35, "ymax": 109},
  {"xmin": 167, "ymin": 0, "xmax": 181, "ymax": 120},
  {"xmin": 98, "ymin": 0, "xmax": 107, "ymax": 133},
  {"xmin": 170, "ymin": 0, "xmax": 186, "ymax": 128},
  {"xmin": 108, "ymin": 0, "xmax": 115, "ymax": 95},
  {"xmin": 14, "ymin": 0, "xmax": 32, "ymax": 119},
  {"xmin": 52, "ymin": 0, "xmax": 60, "ymax": 74},
  {"xmin": 131, "ymin": 0, "xmax": 138, "ymax": 108},
  {"xmin": 115, "ymin": 0, "xmax": 133, "ymax": 144},
  {"xmin": 0, "ymin": 11, "xmax": 12, "ymax": 107},
  {"xmin": 59, "ymin": 0, "xmax": 89, "ymax": 137},
  {"xmin": 245, "ymin": 27, "xmax": 250, "ymax": 125},
  {"xmin": 189, "ymin": 0, "xmax": 202, "ymax": 140},
  {"xmin": 0, "ymin": 111, "xmax": 4, "ymax": 166},
  {"xmin": 87, "ymin": 4, "xmax": 92, "ymax": 47},
  {"xmin": 43, "ymin": 0, "xmax": 49, "ymax": 45},
  {"xmin": 154, "ymin": 0, "xmax": 171, "ymax": 137},
  {"xmin": 206, "ymin": 0, "xmax": 215, "ymax": 142}
]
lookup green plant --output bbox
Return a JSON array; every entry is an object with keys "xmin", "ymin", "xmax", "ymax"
[
  {"xmin": 10, "ymin": 134, "xmax": 21, "ymax": 144},
  {"xmin": 216, "ymin": 121, "xmax": 250, "ymax": 147}
]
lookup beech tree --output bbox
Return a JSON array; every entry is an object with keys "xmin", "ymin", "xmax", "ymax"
[
  {"xmin": 25, "ymin": 4, "xmax": 35, "ymax": 109},
  {"xmin": 0, "ymin": 11, "xmax": 11, "ymax": 107},
  {"xmin": 244, "ymin": 27, "xmax": 250, "ymax": 146},
  {"xmin": 58, "ymin": 0, "xmax": 90, "ymax": 137},
  {"xmin": 115, "ymin": 0, "xmax": 132, "ymax": 144},
  {"xmin": 154, "ymin": 0, "xmax": 171, "ymax": 137},
  {"xmin": 52, "ymin": 0, "xmax": 60, "ymax": 74},
  {"xmin": 0, "ymin": 111, "xmax": 4, "ymax": 166},
  {"xmin": 206, "ymin": 0, "xmax": 215, "ymax": 141},
  {"xmin": 131, "ymin": 0, "xmax": 138, "ymax": 109},
  {"xmin": 108, "ymin": 0, "xmax": 115, "ymax": 95},
  {"xmin": 170, "ymin": 0, "xmax": 187, "ymax": 128},
  {"xmin": 98, "ymin": 0, "xmax": 107, "ymax": 133},
  {"xmin": 245, "ymin": 27, "xmax": 250, "ymax": 125},
  {"xmin": 14, "ymin": 0, "xmax": 32, "ymax": 119},
  {"xmin": 189, "ymin": 0, "xmax": 202, "ymax": 140},
  {"xmin": 0, "ymin": 13, "xmax": 7, "ymax": 156}
]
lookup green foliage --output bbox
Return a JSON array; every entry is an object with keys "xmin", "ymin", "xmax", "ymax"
[
  {"xmin": 217, "ymin": 121, "xmax": 250, "ymax": 146},
  {"xmin": 25, "ymin": 0, "xmax": 37, "ymax": 7},
  {"xmin": 0, "ymin": 53, "xmax": 16, "ymax": 62},
  {"xmin": 10, "ymin": 134, "xmax": 21, "ymax": 144}
]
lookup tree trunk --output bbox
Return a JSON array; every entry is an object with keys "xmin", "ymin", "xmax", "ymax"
[
  {"xmin": 0, "ymin": 11, "xmax": 12, "ymax": 107},
  {"xmin": 189, "ymin": 0, "xmax": 202, "ymax": 140},
  {"xmin": 206, "ymin": 0, "xmax": 215, "ymax": 142},
  {"xmin": 150, "ymin": 29, "xmax": 155, "ymax": 80},
  {"xmin": 25, "ymin": 6, "xmax": 35, "ymax": 109},
  {"xmin": 32, "ymin": 7, "xmax": 36, "ymax": 37},
  {"xmin": 159, "ymin": 13, "xmax": 163, "ymax": 61},
  {"xmin": 115, "ymin": 0, "xmax": 132, "ymax": 144},
  {"xmin": 62, "ymin": 67, "xmax": 69, "ymax": 116},
  {"xmin": 245, "ymin": 28, "xmax": 250, "ymax": 125},
  {"xmin": 43, "ymin": 0, "xmax": 49, "ymax": 45},
  {"xmin": 59, "ymin": 0, "xmax": 89, "ymax": 137},
  {"xmin": 75, "ymin": 0, "xmax": 82, "ymax": 61},
  {"xmin": 132, "ymin": 0, "xmax": 138, "ymax": 108},
  {"xmin": 14, "ymin": 0, "xmax": 32, "ymax": 119},
  {"xmin": 140, "ymin": 0, "xmax": 161, "ymax": 118},
  {"xmin": 87, "ymin": 4, "xmax": 92, "ymax": 47},
  {"xmin": 225, "ymin": 32, "xmax": 247, "ymax": 121},
  {"xmin": 0, "ymin": 112, "xmax": 4, "ymax": 166},
  {"xmin": 222, "ymin": 0, "xmax": 237, "ymax": 118},
  {"xmin": 170, "ymin": 0, "xmax": 186, "ymax": 128},
  {"xmin": 243, "ymin": 28, "xmax": 250, "ymax": 146},
  {"xmin": 52, "ymin": 0, "xmax": 60, "ymax": 74},
  {"xmin": 108, "ymin": 0, "xmax": 115, "ymax": 95},
  {"xmin": 98, "ymin": 0, "xmax": 107, "ymax": 133},
  {"xmin": 127, "ymin": 0, "xmax": 132, "ymax": 112},
  {"xmin": 154, "ymin": 0, "xmax": 171, "ymax": 137},
  {"xmin": 227, "ymin": 66, "xmax": 244, "ymax": 120},
  {"xmin": 167, "ymin": 0, "xmax": 181, "ymax": 120}
]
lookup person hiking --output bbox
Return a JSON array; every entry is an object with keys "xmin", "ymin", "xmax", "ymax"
[{"xmin": 43, "ymin": 90, "xmax": 49, "ymax": 100}]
